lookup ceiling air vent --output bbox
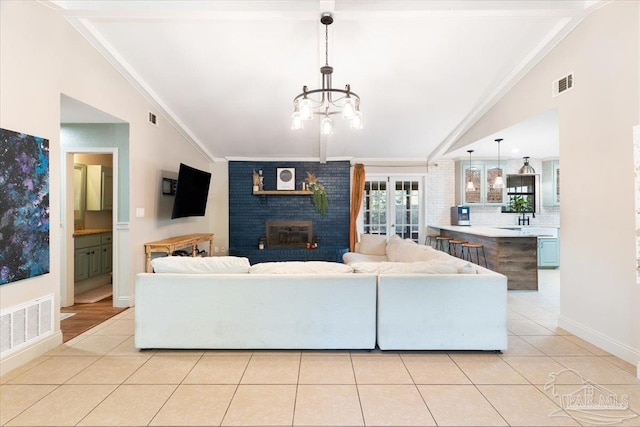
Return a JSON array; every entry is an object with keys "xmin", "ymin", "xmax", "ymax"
[
  {"xmin": 552, "ymin": 73, "xmax": 573, "ymax": 98},
  {"xmin": 148, "ymin": 112, "xmax": 158, "ymax": 127}
]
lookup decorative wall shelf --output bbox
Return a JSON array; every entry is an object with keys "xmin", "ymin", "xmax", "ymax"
[{"xmin": 253, "ymin": 190, "xmax": 312, "ymax": 196}]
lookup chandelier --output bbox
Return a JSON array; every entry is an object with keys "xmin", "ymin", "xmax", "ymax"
[{"xmin": 291, "ymin": 13, "xmax": 362, "ymax": 135}]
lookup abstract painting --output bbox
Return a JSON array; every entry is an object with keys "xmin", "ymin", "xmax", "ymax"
[{"xmin": 0, "ymin": 128, "xmax": 50, "ymax": 285}]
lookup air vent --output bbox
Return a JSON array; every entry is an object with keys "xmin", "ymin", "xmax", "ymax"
[
  {"xmin": 0, "ymin": 294, "xmax": 54, "ymax": 357},
  {"xmin": 552, "ymin": 73, "xmax": 573, "ymax": 97},
  {"xmin": 148, "ymin": 112, "xmax": 158, "ymax": 127}
]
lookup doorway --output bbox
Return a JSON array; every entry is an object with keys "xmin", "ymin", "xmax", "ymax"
[{"xmin": 359, "ymin": 175, "xmax": 425, "ymax": 243}]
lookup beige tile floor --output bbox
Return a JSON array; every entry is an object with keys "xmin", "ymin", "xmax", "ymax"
[{"xmin": 1, "ymin": 270, "xmax": 639, "ymax": 426}]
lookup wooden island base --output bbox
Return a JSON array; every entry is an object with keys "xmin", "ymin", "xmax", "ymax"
[{"xmin": 434, "ymin": 227, "xmax": 538, "ymax": 291}]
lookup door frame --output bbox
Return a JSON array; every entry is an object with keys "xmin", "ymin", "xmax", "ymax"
[
  {"xmin": 60, "ymin": 147, "xmax": 118, "ymax": 307},
  {"xmin": 357, "ymin": 173, "xmax": 426, "ymax": 243}
]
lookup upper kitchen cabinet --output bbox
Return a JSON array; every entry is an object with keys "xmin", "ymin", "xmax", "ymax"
[
  {"xmin": 542, "ymin": 160, "xmax": 560, "ymax": 207},
  {"xmin": 457, "ymin": 160, "xmax": 506, "ymax": 206},
  {"xmin": 86, "ymin": 165, "xmax": 113, "ymax": 211}
]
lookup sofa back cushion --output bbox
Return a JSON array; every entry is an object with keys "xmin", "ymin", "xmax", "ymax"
[
  {"xmin": 351, "ymin": 259, "xmax": 477, "ymax": 274},
  {"xmin": 151, "ymin": 256, "xmax": 250, "ymax": 274},
  {"xmin": 250, "ymin": 261, "xmax": 354, "ymax": 274},
  {"xmin": 357, "ymin": 233, "xmax": 387, "ymax": 255}
]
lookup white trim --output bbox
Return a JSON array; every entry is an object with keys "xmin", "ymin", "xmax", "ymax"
[{"xmin": 558, "ymin": 315, "xmax": 640, "ymax": 368}]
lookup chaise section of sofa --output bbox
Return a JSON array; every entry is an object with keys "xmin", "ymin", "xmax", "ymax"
[{"xmin": 376, "ymin": 267, "xmax": 508, "ymax": 351}]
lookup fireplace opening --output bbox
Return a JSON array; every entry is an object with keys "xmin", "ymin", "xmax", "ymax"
[{"xmin": 266, "ymin": 221, "xmax": 312, "ymax": 248}]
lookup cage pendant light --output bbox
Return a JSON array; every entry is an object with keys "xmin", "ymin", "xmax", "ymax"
[
  {"xmin": 466, "ymin": 150, "xmax": 475, "ymax": 191},
  {"xmin": 291, "ymin": 13, "xmax": 362, "ymax": 134},
  {"xmin": 494, "ymin": 138, "xmax": 504, "ymax": 188}
]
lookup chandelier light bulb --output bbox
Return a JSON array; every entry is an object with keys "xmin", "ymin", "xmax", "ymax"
[
  {"xmin": 299, "ymin": 98, "xmax": 314, "ymax": 120},
  {"xmin": 291, "ymin": 112, "xmax": 304, "ymax": 130},
  {"xmin": 494, "ymin": 175, "xmax": 504, "ymax": 188},
  {"xmin": 320, "ymin": 116, "xmax": 333, "ymax": 135},
  {"xmin": 342, "ymin": 98, "xmax": 356, "ymax": 119},
  {"xmin": 466, "ymin": 181, "xmax": 475, "ymax": 191},
  {"xmin": 350, "ymin": 111, "xmax": 363, "ymax": 130}
]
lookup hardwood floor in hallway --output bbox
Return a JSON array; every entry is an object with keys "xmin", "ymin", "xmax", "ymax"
[{"xmin": 60, "ymin": 296, "xmax": 127, "ymax": 342}]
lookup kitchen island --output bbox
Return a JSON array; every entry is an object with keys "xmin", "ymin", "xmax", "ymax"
[{"xmin": 428, "ymin": 225, "xmax": 548, "ymax": 291}]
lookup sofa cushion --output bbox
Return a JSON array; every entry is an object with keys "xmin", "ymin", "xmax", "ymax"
[
  {"xmin": 151, "ymin": 256, "xmax": 250, "ymax": 274},
  {"xmin": 351, "ymin": 259, "xmax": 477, "ymax": 274},
  {"xmin": 343, "ymin": 252, "xmax": 388, "ymax": 264},
  {"xmin": 357, "ymin": 233, "xmax": 387, "ymax": 255},
  {"xmin": 249, "ymin": 261, "xmax": 354, "ymax": 274}
]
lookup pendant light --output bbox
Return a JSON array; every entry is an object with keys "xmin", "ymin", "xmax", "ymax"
[
  {"xmin": 519, "ymin": 157, "xmax": 536, "ymax": 174},
  {"xmin": 466, "ymin": 150, "xmax": 475, "ymax": 191},
  {"xmin": 494, "ymin": 138, "xmax": 504, "ymax": 188}
]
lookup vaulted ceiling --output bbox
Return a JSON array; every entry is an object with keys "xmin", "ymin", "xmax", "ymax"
[{"xmin": 52, "ymin": 0, "xmax": 603, "ymax": 162}]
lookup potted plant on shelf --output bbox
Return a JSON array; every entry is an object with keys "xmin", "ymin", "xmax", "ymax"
[{"xmin": 305, "ymin": 172, "xmax": 328, "ymax": 216}]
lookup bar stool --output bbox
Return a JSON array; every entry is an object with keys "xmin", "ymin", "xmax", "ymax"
[
  {"xmin": 461, "ymin": 243, "xmax": 488, "ymax": 267},
  {"xmin": 435, "ymin": 236, "xmax": 452, "ymax": 252},
  {"xmin": 425, "ymin": 234, "xmax": 440, "ymax": 248},
  {"xmin": 448, "ymin": 239, "xmax": 467, "ymax": 258}
]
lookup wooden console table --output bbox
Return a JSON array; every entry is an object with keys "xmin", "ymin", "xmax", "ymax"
[{"xmin": 144, "ymin": 233, "xmax": 214, "ymax": 272}]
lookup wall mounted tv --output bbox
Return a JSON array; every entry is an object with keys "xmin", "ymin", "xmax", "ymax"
[{"xmin": 171, "ymin": 163, "xmax": 211, "ymax": 219}]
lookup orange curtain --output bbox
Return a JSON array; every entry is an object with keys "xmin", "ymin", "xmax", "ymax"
[{"xmin": 349, "ymin": 163, "xmax": 366, "ymax": 252}]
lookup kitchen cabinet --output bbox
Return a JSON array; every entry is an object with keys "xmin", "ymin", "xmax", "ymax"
[
  {"xmin": 86, "ymin": 165, "xmax": 113, "ymax": 211},
  {"xmin": 538, "ymin": 237, "xmax": 559, "ymax": 268},
  {"xmin": 542, "ymin": 160, "xmax": 560, "ymax": 207},
  {"xmin": 457, "ymin": 161, "xmax": 506, "ymax": 206}
]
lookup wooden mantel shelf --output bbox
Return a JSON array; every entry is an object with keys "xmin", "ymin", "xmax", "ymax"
[{"xmin": 253, "ymin": 190, "xmax": 313, "ymax": 196}]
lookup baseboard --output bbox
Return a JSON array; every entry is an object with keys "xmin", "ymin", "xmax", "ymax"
[
  {"xmin": 559, "ymin": 315, "xmax": 640, "ymax": 377},
  {"xmin": 113, "ymin": 295, "xmax": 133, "ymax": 308},
  {"xmin": 0, "ymin": 331, "xmax": 63, "ymax": 377}
]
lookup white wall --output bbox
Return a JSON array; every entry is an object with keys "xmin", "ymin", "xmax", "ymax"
[
  {"xmin": 452, "ymin": 1, "xmax": 640, "ymax": 365},
  {"xmin": 0, "ymin": 1, "xmax": 217, "ymax": 374}
]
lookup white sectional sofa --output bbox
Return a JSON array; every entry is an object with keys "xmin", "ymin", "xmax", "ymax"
[
  {"xmin": 135, "ymin": 258, "xmax": 377, "ymax": 350},
  {"xmin": 135, "ymin": 238, "xmax": 508, "ymax": 352},
  {"xmin": 344, "ymin": 234, "xmax": 508, "ymax": 351}
]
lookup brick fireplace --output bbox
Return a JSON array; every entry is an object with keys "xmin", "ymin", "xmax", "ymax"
[{"xmin": 266, "ymin": 221, "xmax": 313, "ymax": 248}]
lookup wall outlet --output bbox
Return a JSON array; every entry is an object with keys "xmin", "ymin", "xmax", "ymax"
[
  {"xmin": 136, "ymin": 208, "xmax": 144, "ymax": 218},
  {"xmin": 214, "ymin": 246, "xmax": 219, "ymax": 253},
  {"xmin": 221, "ymin": 247, "xmax": 226, "ymax": 253}
]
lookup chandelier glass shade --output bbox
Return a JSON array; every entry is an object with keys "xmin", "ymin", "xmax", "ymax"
[{"xmin": 292, "ymin": 13, "xmax": 362, "ymax": 133}]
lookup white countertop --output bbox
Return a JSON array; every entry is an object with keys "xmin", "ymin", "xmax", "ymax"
[{"xmin": 430, "ymin": 225, "xmax": 558, "ymax": 238}]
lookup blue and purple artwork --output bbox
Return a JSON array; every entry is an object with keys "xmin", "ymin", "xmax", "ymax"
[{"xmin": 0, "ymin": 128, "xmax": 50, "ymax": 285}]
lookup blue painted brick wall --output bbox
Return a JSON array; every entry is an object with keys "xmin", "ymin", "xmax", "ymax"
[{"xmin": 229, "ymin": 161, "xmax": 350, "ymax": 255}]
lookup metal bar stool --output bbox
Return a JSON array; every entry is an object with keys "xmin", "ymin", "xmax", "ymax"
[
  {"xmin": 448, "ymin": 239, "xmax": 467, "ymax": 258},
  {"xmin": 435, "ymin": 236, "xmax": 452, "ymax": 252},
  {"xmin": 461, "ymin": 243, "xmax": 488, "ymax": 267}
]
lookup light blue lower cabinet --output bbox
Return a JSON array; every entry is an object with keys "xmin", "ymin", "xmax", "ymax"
[{"xmin": 538, "ymin": 237, "xmax": 559, "ymax": 268}]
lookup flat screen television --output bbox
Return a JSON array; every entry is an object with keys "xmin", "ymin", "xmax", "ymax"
[{"xmin": 171, "ymin": 163, "xmax": 212, "ymax": 219}]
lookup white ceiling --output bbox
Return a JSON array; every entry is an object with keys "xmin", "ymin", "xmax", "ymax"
[{"xmin": 50, "ymin": 0, "xmax": 602, "ymax": 162}]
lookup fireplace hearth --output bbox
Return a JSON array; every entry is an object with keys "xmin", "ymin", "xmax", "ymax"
[{"xmin": 266, "ymin": 221, "xmax": 313, "ymax": 248}]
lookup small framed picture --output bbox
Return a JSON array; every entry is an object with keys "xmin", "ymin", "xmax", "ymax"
[{"xmin": 277, "ymin": 167, "xmax": 295, "ymax": 190}]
